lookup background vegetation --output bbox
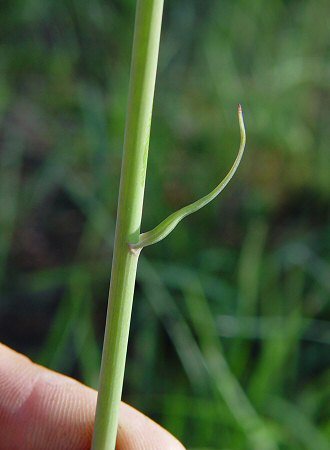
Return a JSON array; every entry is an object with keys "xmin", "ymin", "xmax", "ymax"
[{"xmin": 1, "ymin": 0, "xmax": 330, "ymax": 449}]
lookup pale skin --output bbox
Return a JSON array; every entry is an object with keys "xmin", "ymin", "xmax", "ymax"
[{"xmin": 0, "ymin": 343, "xmax": 186, "ymax": 450}]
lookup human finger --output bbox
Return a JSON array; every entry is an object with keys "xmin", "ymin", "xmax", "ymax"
[{"xmin": 0, "ymin": 343, "xmax": 185, "ymax": 450}]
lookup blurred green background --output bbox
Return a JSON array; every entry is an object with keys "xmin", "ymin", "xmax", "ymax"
[{"xmin": 1, "ymin": 0, "xmax": 330, "ymax": 448}]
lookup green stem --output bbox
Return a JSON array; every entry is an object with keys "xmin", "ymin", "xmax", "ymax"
[{"xmin": 91, "ymin": 1, "xmax": 164, "ymax": 449}]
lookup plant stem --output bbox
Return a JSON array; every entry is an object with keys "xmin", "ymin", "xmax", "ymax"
[{"xmin": 91, "ymin": 1, "xmax": 164, "ymax": 449}]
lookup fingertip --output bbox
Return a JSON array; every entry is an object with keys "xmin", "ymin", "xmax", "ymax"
[
  {"xmin": 117, "ymin": 403, "xmax": 187, "ymax": 450},
  {"xmin": 0, "ymin": 344, "xmax": 187, "ymax": 450}
]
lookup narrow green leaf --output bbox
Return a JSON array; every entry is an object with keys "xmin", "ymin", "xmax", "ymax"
[{"xmin": 129, "ymin": 104, "xmax": 246, "ymax": 251}]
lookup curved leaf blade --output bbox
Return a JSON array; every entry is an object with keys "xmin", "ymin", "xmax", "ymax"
[{"xmin": 129, "ymin": 104, "xmax": 246, "ymax": 251}]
